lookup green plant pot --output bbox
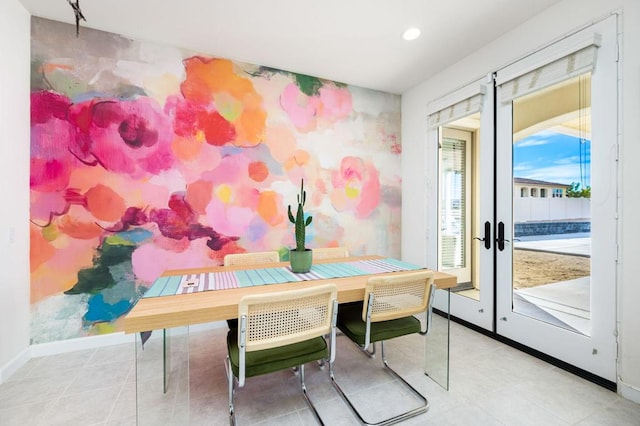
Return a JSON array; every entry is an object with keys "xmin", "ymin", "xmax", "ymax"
[{"xmin": 290, "ymin": 249, "xmax": 312, "ymax": 273}]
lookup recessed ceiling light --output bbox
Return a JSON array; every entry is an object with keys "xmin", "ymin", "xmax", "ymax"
[{"xmin": 402, "ymin": 27, "xmax": 421, "ymax": 41}]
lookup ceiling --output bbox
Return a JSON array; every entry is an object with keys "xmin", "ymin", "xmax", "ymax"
[{"xmin": 19, "ymin": 0, "xmax": 563, "ymax": 94}]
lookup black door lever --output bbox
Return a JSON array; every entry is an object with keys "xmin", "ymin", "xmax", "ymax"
[
  {"xmin": 473, "ymin": 221, "xmax": 491, "ymax": 250},
  {"xmin": 496, "ymin": 221, "xmax": 510, "ymax": 251}
]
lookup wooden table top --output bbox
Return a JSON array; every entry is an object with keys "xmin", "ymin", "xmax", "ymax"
[{"xmin": 123, "ymin": 255, "xmax": 457, "ymax": 333}]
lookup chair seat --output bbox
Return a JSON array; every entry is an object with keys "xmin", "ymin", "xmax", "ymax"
[
  {"xmin": 337, "ymin": 301, "xmax": 421, "ymax": 346},
  {"xmin": 227, "ymin": 330, "xmax": 328, "ymax": 378}
]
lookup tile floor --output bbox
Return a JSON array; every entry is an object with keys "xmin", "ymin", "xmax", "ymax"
[{"xmin": 1, "ymin": 317, "xmax": 639, "ymax": 426}]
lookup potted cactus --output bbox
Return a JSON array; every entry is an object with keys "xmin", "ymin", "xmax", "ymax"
[{"xmin": 287, "ymin": 179, "xmax": 313, "ymax": 273}]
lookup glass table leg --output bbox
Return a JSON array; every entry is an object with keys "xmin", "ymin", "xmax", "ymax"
[
  {"xmin": 135, "ymin": 326, "xmax": 190, "ymax": 425},
  {"xmin": 424, "ymin": 288, "xmax": 450, "ymax": 390}
]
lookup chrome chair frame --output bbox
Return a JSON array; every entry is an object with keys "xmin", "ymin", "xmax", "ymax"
[
  {"xmin": 329, "ymin": 271, "xmax": 435, "ymax": 426},
  {"xmin": 225, "ymin": 284, "xmax": 339, "ymax": 425}
]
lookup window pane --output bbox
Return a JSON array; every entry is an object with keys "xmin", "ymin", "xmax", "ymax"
[
  {"xmin": 512, "ymin": 73, "xmax": 591, "ymax": 335},
  {"xmin": 441, "ymin": 137, "xmax": 466, "ymax": 269}
]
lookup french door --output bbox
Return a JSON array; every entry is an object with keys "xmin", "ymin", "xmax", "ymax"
[
  {"xmin": 431, "ymin": 15, "xmax": 618, "ymax": 381},
  {"xmin": 494, "ymin": 16, "xmax": 617, "ymax": 381},
  {"xmin": 429, "ymin": 78, "xmax": 495, "ymax": 332}
]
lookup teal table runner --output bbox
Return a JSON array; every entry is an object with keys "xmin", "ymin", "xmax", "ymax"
[{"xmin": 143, "ymin": 258, "xmax": 424, "ymax": 298}]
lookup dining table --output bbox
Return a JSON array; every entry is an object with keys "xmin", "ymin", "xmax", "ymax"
[{"xmin": 124, "ymin": 255, "xmax": 456, "ymax": 424}]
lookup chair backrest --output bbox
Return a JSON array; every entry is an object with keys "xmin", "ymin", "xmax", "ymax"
[
  {"xmin": 312, "ymin": 247, "xmax": 349, "ymax": 260},
  {"xmin": 224, "ymin": 251, "xmax": 280, "ymax": 266},
  {"xmin": 239, "ymin": 284, "xmax": 338, "ymax": 352},
  {"xmin": 363, "ymin": 270, "xmax": 434, "ymax": 323}
]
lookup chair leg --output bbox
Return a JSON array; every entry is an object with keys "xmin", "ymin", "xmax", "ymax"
[
  {"xmin": 316, "ymin": 330, "xmax": 342, "ymax": 369},
  {"xmin": 362, "ymin": 341, "xmax": 376, "ymax": 358},
  {"xmin": 329, "ymin": 341, "xmax": 429, "ymax": 426},
  {"xmin": 298, "ymin": 364, "xmax": 325, "ymax": 425},
  {"xmin": 225, "ymin": 360, "xmax": 325, "ymax": 425},
  {"xmin": 225, "ymin": 357, "xmax": 236, "ymax": 425}
]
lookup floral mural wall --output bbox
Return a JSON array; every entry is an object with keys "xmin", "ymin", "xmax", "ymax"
[{"xmin": 29, "ymin": 17, "xmax": 401, "ymax": 344}]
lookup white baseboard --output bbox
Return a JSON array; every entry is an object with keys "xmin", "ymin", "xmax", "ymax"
[
  {"xmin": 0, "ymin": 347, "xmax": 30, "ymax": 384},
  {"xmin": 28, "ymin": 321, "xmax": 226, "ymax": 358},
  {"xmin": 30, "ymin": 332, "xmax": 135, "ymax": 358},
  {"xmin": 2, "ymin": 335, "xmax": 134, "ymax": 384},
  {"xmin": 619, "ymin": 379, "xmax": 640, "ymax": 404},
  {"xmin": 1, "ymin": 321, "xmax": 228, "ymax": 383}
]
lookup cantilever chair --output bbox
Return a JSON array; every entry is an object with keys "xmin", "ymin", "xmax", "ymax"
[
  {"xmin": 312, "ymin": 246, "xmax": 349, "ymax": 260},
  {"xmin": 223, "ymin": 251, "xmax": 281, "ymax": 329},
  {"xmin": 226, "ymin": 283, "xmax": 339, "ymax": 425},
  {"xmin": 223, "ymin": 250, "xmax": 280, "ymax": 266},
  {"xmin": 330, "ymin": 270, "xmax": 435, "ymax": 425}
]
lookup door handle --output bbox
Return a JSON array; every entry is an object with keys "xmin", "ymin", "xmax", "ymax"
[
  {"xmin": 473, "ymin": 221, "xmax": 491, "ymax": 250},
  {"xmin": 496, "ymin": 221, "xmax": 510, "ymax": 251}
]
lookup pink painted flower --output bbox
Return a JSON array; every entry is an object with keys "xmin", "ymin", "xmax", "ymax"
[
  {"xmin": 67, "ymin": 97, "xmax": 175, "ymax": 178},
  {"xmin": 165, "ymin": 95, "xmax": 236, "ymax": 146},
  {"xmin": 280, "ymin": 83, "xmax": 321, "ymax": 131},
  {"xmin": 330, "ymin": 157, "xmax": 380, "ymax": 219},
  {"xmin": 280, "ymin": 83, "xmax": 352, "ymax": 132},
  {"xmin": 319, "ymin": 85, "xmax": 353, "ymax": 120},
  {"xmin": 30, "ymin": 91, "xmax": 77, "ymax": 192}
]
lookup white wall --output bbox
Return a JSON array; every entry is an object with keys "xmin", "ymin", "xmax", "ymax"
[
  {"xmin": 402, "ymin": 0, "xmax": 640, "ymax": 401},
  {"xmin": 0, "ymin": 0, "xmax": 30, "ymax": 378},
  {"xmin": 514, "ymin": 198, "xmax": 590, "ymax": 222}
]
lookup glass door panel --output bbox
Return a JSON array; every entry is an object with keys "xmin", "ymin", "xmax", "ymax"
[
  {"xmin": 495, "ymin": 16, "xmax": 617, "ymax": 381},
  {"xmin": 440, "ymin": 129, "xmax": 471, "ymax": 284},
  {"xmin": 511, "ymin": 74, "xmax": 592, "ymax": 335}
]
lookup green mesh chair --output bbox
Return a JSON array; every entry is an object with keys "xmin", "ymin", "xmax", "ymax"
[
  {"xmin": 329, "ymin": 270, "xmax": 435, "ymax": 425},
  {"xmin": 225, "ymin": 283, "xmax": 338, "ymax": 425}
]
